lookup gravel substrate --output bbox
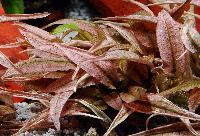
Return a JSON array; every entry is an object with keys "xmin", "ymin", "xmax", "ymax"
[
  {"xmin": 65, "ymin": 0, "xmax": 99, "ymax": 20},
  {"xmin": 15, "ymin": 102, "xmax": 38, "ymax": 121},
  {"xmin": 15, "ymin": 102, "xmax": 98, "ymax": 136},
  {"xmin": 18, "ymin": 128, "xmax": 83, "ymax": 136}
]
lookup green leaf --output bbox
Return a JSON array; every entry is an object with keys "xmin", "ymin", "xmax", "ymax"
[
  {"xmin": 52, "ymin": 23, "xmax": 80, "ymax": 34},
  {"xmin": 2, "ymin": 0, "xmax": 24, "ymax": 14}
]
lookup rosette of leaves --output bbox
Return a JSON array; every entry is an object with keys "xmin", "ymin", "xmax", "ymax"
[{"xmin": 0, "ymin": 1, "xmax": 199, "ymax": 136}]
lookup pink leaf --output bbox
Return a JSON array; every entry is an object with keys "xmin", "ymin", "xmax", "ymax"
[
  {"xmin": 0, "ymin": 12, "xmax": 50, "ymax": 22},
  {"xmin": 50, "ymin": 90, "xmax": 74, "ymax": 130},
  {"xmin": 156, "ymin": 10, "xmax": 190, "ymax": 77},
  {"xmin": 102, "ymin": 15, "xmax": 158, "ymax": 24},
  {"xmin": 3, "ymin": 58, "xmax": 76, "ymax": 78},
  {"xmin": 16, "ymin": 23, "xmax": 56, "ymax": 40}
]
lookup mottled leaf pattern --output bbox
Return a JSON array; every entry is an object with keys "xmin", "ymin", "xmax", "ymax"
[
  {"xmin": 0, "ymin": 1, "xmax": 199, "ymax": 135},
  {"xmin": 3, "ymin": 58, "xmax": 75, "ymax": 78},
  {"xmin": 50, "ymin": 91, "xmax": 74, "ymax": 130},
  {"xmin": 156, "ymin": 10, "xmax": 190, "ymax": 77}
]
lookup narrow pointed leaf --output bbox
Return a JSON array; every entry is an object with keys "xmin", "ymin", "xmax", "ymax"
[
  {"xmin": 75, "ymin": 99, "xmax": 112, "ymax": 124},
  {"xmin": 181, "ymin": 16, "xmax": 197, "ymax": 53},
  {"xmin": 120, "ymin": 86, "xmax": 146, "ymax": 103},
  {"xmin": 125, "ymin": 0, "xmax": 155, "ymax": 16},
  {"xmin": 170, "ymin": 0, "xmax": 192, "ymax": 20},
  {"xmin": 50, "ymin": 90, "xmax": 74, "ymax": 130},
  {"xmin": 129, "ymin": 122, "xmax": 200, "ymax": 136},
  {"xmin": 125, "ymin": 94, "xmax": 200, "ymax": 121},
  {"xmin": 42, "ymin": 72, "xmax": 74, "ymax": 93},
  {"xmin": 3, "ymin": 58, "xmax": 75, "ymax": 78},
  {"xmin": 0, "ymin": 51, "xmax": 18, "ymax": 69},
  {"xmin": 103, "ymin": 105, "xmax": 132, "ymax": 136},
  {"xmin": 147, "ymin": 0, "xmax": 200, "ymax": 7},
  {"xmin": 16, "ymin": 23, "xmax": 56, "ymax": 40},
  {"xmin": 0, "ymin": 12, "xmax": 50, "ymax": 22},
  {"xmin": 89, "ymin": 50, "xmax": 153, "ymax": 66},
  {"xmin": 130, "ymin": 23, "xmax": 154, "ymax": 49},
  {"xmin": 180, "ymin": 118, "xmax": 200, "ymax": 136},
  {"xmin": 102, "ymin": 15, "xmax": 158, "ymax": 23},
  {"xmin": 160, "ymin": 80, "xmax": 200, "ymax": 96},
  {"xmin": 57, "ymin": 45, "xmax": 115, "ymax": 89},
  {"xmin": 105, "ymin": 23, "xmax": 142, "ymax": 53},
  {"xmin": 0, "ymin": 86, "xmax": 51, "ymax": 100},
  {"xmin": 30, "ymin": 49, "xmax": 67, "ymax": 61},
  {"xmin": 15, "ymin": 109, "xmax": 49, "ymax": 135}
]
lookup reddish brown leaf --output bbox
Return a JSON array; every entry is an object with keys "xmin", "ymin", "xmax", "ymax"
[
  {"xmin": 130, "ymin": 23, "xmax": 154, "ymax": 49},
  {"xmin": 61, "ymin": 101, "xmax": 88, "ymax": 116},
  {"xmin": 120, "ymin": 86, "xmax": 146, "ymax": 103},
  {"xmin": 89, "ymin": 27, "xmax": 116, "ymax": 53},
  {"xmin": 42, "ymin": 72, "xmax": 74, "ymax": 93},
  {"xmin": 89, "ymin": 0, "xmax": 148, "ymax": 17},
  {"xmin": 0, "ymin": 94, "xmax": 13, "ymax": 107},
  {"xmin": 156, "ymin": 10, "xmax": 190, "ymax": 77},
  {"xmin": 188, "ymin": 88, "xmax": 200, "ymax": 112},
  {"xmin": 125, "ymin": 94, "xmax": 200, "ymax": 121},
  {"xmin": 102, "ymin": 92, "xmax": 123, "ymax": 110},
  {"xmin": 0, "ymin": 105, "xmax": 15, "ymax": 121},
  {"xmin": 194, "ymin": 5, "xmax": 200, "ymax": 32},
  {"xmin": 148, "ymin": 0, "xmax": 200, "ymax": 7},
  {"xmin": 105, "ymin": 23, "xmax": 142, "ymax": 53},
  {"xmin": 30, "ymin": 49, "xmax": 67, "ymax": 61},
  {"xmin": 48, "ymin": 75, "xmax": 94, "ymax": 130},
  {"xmin": 0, "ymin": 86, "xmax": 51, "ymax": 100},
  {"xmin": 170, "ymin": 0, "xmax": 192, "ymax": 20},
  {"xmin": 125, "ymin": 0, "xmax": 155, "ymax": 16}
]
